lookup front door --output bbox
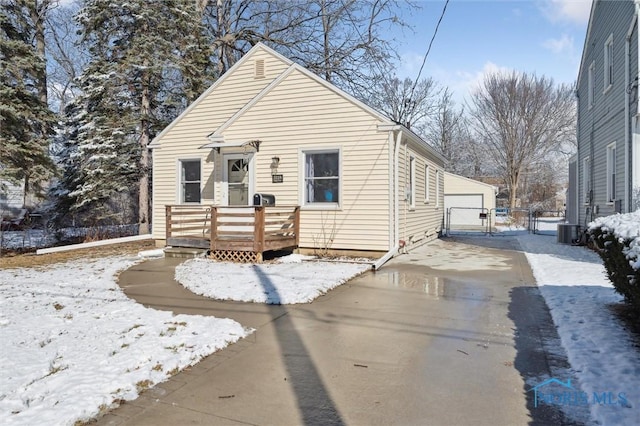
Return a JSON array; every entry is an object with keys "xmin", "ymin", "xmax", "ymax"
[{"xmin": 223, "ymin": 154, "xmax": 252, "ymax": 205}]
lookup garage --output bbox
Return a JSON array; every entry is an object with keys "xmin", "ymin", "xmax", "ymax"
[{"xmin": 444, "ymin": 173, "xmax": 496, "ymax": 231}]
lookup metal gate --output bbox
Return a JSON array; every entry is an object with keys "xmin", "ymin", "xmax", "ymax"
[
  {"xmin": 489, "ymin": 208, "xmax": 531, "ymax": 236},
  {"xmin": 532, "ymin": 210, "xmax": 566, "ymax": 236},
  {"xmin": 445, "ymin": 207, "xmax": 490, "ymax": 236}
]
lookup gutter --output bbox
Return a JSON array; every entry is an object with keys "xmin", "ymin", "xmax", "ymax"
[
  {"xmin": 373, "ymin": 127, "xmax": 403, "ymax": 270},
  {"xmin": 625, "ymin": 3, "xmax": 639, "ymax": 213}
]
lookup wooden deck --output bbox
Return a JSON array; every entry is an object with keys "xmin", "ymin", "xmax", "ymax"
[{"xmin": 165, "ymin": 205, "xmax": 300, "ymax": 262}]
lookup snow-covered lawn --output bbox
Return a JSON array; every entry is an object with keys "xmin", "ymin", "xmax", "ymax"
[
  {"xmin": 516, "ymin": 231, "xmax": 640, "ymax": 425},
  {"xmin": 0, "ymin": 256, "xmax": 250, "ymax": 426},
  {"xmin": 175, "ymin": 254, "xmax": 371, "ymax": 304}
]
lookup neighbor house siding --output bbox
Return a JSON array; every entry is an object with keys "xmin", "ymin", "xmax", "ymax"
[
  {"xmin": 396, "ymin": 141, "xmax": 443, "ymax": 249},
  {"xmin": 576, "ymin": 0, "xmax": 635, "ymax": 227},
  {"xmin": 0, "ymin": 179, "xmax": 24, "ymax": 211},
  {"xmin": 221, "ymin": 68, "xmax": 391, "ymax": 252},
  {"xmin": 151, "ymin": 49, "xmax": 291, "ymax": 239}
]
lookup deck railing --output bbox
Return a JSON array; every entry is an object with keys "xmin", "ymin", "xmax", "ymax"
[{"xmin": 165, "ymin": 205, "xmax": 300, "ymax": 254}]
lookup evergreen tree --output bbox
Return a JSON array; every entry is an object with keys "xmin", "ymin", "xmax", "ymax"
[
  {"xmin": 0, "ymin": 2, "xmax": 56, "ymax": 206},
  {"xmin": 65, "ymin": 0, "xmax": 211, "ymax": 231}
]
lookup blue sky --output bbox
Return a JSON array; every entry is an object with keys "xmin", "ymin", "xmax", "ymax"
[{"xmin": 388, "ymin": 0, "xmax": 592, "ymax": 103}]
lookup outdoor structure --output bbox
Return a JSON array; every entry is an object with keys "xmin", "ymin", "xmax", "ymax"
[
  {"xmin": 150, "ymin": 43, "xmax": 445, "ymax": 263},
  {"xmin": 571, "ymin": 0, "xmax": 640, "ymax": 228},
  {"xmin": 0, "ymin": 178, "xmax": 25, "ymax": 227},
  {"xmin": 443, "ymin": 172, "xmax": 496, "ymax": 231}
]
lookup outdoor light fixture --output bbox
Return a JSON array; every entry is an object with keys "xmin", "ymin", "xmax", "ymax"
[
  {"xmin": 270, "ymin": 156, "xmax": 280, "ymax": 175},
  {"xmin": 270, "ymin": 156, "xmax": 283, "ymax": 183}
]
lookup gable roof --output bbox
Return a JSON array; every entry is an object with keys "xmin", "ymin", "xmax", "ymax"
[
  {"xmin": 149, "ymin": 43, "xmax": 294, "ymax": 147},
  {"xmin": 150, "ymin": 42, "xmax": 445, "ymax": 164},
  {"xmin": 208, "ymin": 43, "xmax": 391, "ymax": 138},
  {"xmin": 576, "ymin": 0, "xmax": 597, "ymax": 87},
  {"xmin": 444, "ymin": 171, "xmax": 497, "ymax": 191}
]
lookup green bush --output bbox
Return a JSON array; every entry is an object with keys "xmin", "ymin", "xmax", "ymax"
[{"xmin": 588, "ymin": 226, "xmax": 640, "ymax": 309}]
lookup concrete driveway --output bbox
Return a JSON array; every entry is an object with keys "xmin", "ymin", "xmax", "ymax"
[{"xmin": 97, "ymin": 236, "xmax": 579, "ymax": 425}]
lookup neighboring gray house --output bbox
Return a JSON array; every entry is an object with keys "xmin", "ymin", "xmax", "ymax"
[{"xmin": 571, "ymin": 0, "xmax": 639, "ymax": 228}]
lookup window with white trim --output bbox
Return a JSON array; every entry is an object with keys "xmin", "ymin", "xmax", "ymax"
[
  {"xmin": 604, "ymin": 34, "xmax": 613, "ymax": 91},
  {"xmin": 408, "ymin": 155, "xmax": 416, "ymax": 209},
  {"xmin": 303, "ymin": 149, "xmax": 340, "ymax": 205},
  {"xmin": 435, "ymin": 170, "xmax": 441, "ymax": 207},
  {"xmin": 588, "ymin": 61, "xmax": 595, "ymax": 108},
  {"xmin": 582, "ymin": 157, "xmax": 591, "ymax": 204},
  {"xmin": 606, "ymin": 143, "xmax": 616, "ymax": 202},
  {"xmin": 424, "ymin": 164, "xmax": 430, "ymax": 202},
  {"xmin": 179, "ymin": 159, "xmax": 201, "ymax": 203}
]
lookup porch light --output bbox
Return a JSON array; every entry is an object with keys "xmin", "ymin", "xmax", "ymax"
[{"xmin": 270, "ymin": 156, "xmax": 280, "ymax": 175}]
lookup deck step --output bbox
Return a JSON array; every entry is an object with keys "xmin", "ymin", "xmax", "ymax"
[{"xmin": 164, "ymin": 247, "xmax": 208, "ymax": 259}]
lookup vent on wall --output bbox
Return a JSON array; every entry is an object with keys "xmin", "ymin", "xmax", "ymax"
[{"xmin": 254, "ymin": 59, "xmax": 265, "ymax": 79}]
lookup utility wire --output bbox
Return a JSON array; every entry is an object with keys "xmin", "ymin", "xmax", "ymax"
[{"xmin": 409, "ymin": 0, "xmax": 450, "ymax": 100}]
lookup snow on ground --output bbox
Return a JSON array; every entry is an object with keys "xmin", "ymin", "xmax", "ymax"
[
  {"xmin": 515, "ymin": 231, "xmax": 640, "ymax": 425},
  {"xmin": 175, "ymin": 254, "xmax": 371, "ymax": 304},
  {"xmin": 0, "ymin": 224, "xmax": 139, "ymax": 251},
  {"xmin": 0, "ymin": 256, "xmax": 250, "ymax": 426}
]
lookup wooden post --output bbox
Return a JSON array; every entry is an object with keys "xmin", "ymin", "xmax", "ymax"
[
  {"xmin": 254, "ymin": 206, "xmax": 265, "ymax": 253},
  {"xmin": 165, "ymin": 205, "xmax": 172, "ymax": 239},
  {"xmin": 294, "ymin": 206, "xmax": 300, "ymax": 247},
  {"xmin": 210, "ymin": 206, "xmax": 218, "ymax": 251}
]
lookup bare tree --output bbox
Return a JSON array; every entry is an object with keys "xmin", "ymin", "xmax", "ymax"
[
  {"xmin": 366, "ymin": 75, "xmax": 440, "ymax": 130},
  {"xmin": 201, "ymin": 0, "xmax": 411, "ymax": 92},
  {"xmin": 425, "ymin": 88, "xmax": 465, "ymax": 171},
  {"xmin": 45, "ymin": 0, "xmax": 85, "ymax": 114},
  {"xmin": 468, "ymin": 71, "xmax": 575, "ymax": 209}
]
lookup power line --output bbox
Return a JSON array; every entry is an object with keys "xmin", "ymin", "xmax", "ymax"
[{"xmin": 409, "ymin": 0, "xmax": 450, "ymax": 98}]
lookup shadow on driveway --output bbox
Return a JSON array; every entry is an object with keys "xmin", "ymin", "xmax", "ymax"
[
  {"xmin": 250, "ymin": 265, "xmax": 344, "ymax": 425},
  {"xmin": 508, "ymin": 285, "xmax": 589, "ymax": 425}
]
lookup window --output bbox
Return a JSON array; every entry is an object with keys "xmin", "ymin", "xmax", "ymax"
[
  {"xmin": 303, "ymin": 150, "xmax": 340, "ymax": 205},
  {"xmin": 607, "ymin": 143, "xmax": 616, "ymax": 202},
  {"xmin": 583, "ymin": 157, "xmax": 591, "ymax": 204},
  {"xmin": 604, "ymin": 34, "xmax": 613, "ymax": 92},
  {"xmin": 588, "ymin": 61, "xmax": 595, "ymax": 108},
  {"xmin": 408, "ymin": 155, "xmax": 416, "ymax": 209},
  {"xmin": 424, "ymin": 164, "xmax": 430, "ymax": 202},
  {"xmin": 435, "ymin": 170, "xmax": 441, "ymax": 207},
  {"xmin": 179, "ymin": 160, "xmax": 201, "ymax": 203}
]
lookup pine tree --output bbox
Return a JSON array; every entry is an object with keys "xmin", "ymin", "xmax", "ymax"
[
  {"xmin": 0, "ymin": 2, "xmax": 56, "ymax": 206},
  {"xmin": 65, "ymin": 0, "xmax": 212, "ymax": 231}
]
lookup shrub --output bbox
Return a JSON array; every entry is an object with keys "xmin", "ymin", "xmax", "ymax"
[{"xmin": 588, "ymin": 211, "xmax": 640, "ymax": 310}]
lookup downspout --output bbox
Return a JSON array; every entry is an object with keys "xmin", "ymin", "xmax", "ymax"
[
  {"xmin": 625, "ymin": 6, "xmax": 637, "ymax": 213},
  {"xmin": 575, "ymin": 90, "xmax": 580, "ymax": 224},
  {"xmin": 373, "ymin": 128, "xmax": 402, "ymax": 270}
]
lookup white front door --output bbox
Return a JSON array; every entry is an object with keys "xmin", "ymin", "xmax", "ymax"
[{"xmin": 223, "ymin": 154, "xmax": 253, "ymax": 206}]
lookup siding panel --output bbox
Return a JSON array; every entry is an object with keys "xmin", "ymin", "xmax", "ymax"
[{"xmin": 575, "ymin": 0, "xmax": 635, "ymax": 226}]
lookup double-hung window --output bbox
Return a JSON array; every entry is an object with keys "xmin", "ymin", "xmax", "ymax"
[
  {"xmin": 583, "ymin": 157, "xmax": 591, "ymax": 204},
  {"xmin": 606, "ymin": 143, "xmax": 616, "ymax": 202},
  {"xmin": 408, "ymin": 155, "xmax": 416, "ymax": 209},
  {"xmin": 179, "ymin": 159, "xmax": 201, "ymax": 203},
  {"xmin": 604, "ymin": 34, "xmax": 613, "ymax": 92},
  {"xmin": 303, "ymin": 149, "xmax": 340, "ymax": 205},
  {"xmin": 424, "ymin": 164, "xmax": 430, "ymax": 203},
  {"xmin": 588, "ymin": 61, "xmax": 595, "ymax": 108},
  {"xmin": 435, "ymin": 170, "xmax": 441, "ymax": 207}
]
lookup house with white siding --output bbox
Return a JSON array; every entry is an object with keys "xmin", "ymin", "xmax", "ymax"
[
  {"xmin": 149, "ymin": 43, "xmax": 445, "ymax": 265},
  {"xmin": 570, "ymin": 0, "xmax": 640, "ymax": 228}
]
